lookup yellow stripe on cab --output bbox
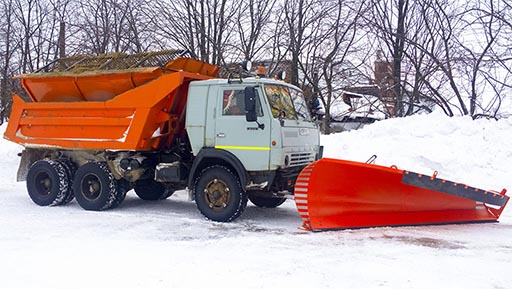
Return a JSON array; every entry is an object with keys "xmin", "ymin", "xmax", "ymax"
[{"xmin": 215, "ymin": 145, "xmax": 270, "ymax": 151}]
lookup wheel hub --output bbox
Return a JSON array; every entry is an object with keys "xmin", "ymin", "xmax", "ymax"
[
  {"xmin": 204, "ymin": 178, "xmax": 230, "ymax": 211},
  {"xmin": 81, "ymin": 174, "xmax": 101, "ymax": 201},
  {"xmin": 35, "ymin": 172, "xmax": 52, "ymax": 196}
]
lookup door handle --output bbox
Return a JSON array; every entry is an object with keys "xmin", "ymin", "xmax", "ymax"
[{"xmin": 217, "ymin": 133, "xmax": 226, "ymax": 138}]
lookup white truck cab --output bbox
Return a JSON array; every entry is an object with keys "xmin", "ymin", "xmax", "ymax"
[{"xmin": 185, "ymin": 77, "xmax": 321, "ymax": 221}]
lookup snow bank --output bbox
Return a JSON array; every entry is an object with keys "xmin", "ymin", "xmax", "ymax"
[{"xmin": 322, "ymin": 111, "xmax": 512, "ymax": 190}]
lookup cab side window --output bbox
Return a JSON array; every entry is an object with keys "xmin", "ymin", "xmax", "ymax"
[
  {"xmin": 222, "ymin": 90, "xmax": 245, "ymax": 115},
  {"xmin": 222, "ymin": 89, "xmax": 263, "ymax": 116}
]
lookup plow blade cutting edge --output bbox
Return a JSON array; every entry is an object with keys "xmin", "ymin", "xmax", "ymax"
[{"xmin": 294, "ymin": 158, "xmax": 509, "ymax": 231}]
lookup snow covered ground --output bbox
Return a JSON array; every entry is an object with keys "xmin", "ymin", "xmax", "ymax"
[{"xmin": 1, "ymin": 111, "xmax": 511, "ymax": 289}]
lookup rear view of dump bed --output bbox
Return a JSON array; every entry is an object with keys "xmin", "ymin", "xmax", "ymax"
[{"xmin": 4, "ymin": 50, "xmax": 219, "ymax": 151}]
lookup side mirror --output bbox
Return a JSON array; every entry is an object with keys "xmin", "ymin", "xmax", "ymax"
[{"xmin": 244, "ymin": 87, "xmax": 257, "ymax": 122}]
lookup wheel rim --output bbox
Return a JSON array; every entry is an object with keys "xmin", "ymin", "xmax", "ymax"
[
  {"xmin": 81, "ymin": 173, "xmax": 102, "ymax": 201},
  {"xmin": 34, "ymin": 171, "xmax": 52, "ymax": 196},
  {"xmin": 204, "ymin": 178, "xmax": 230, "ymax": 211}
]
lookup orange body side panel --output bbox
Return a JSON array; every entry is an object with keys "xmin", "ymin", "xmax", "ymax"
[
  {"xmin": 165, "ymin": 57, "xmax": 219, "ymax": 77},
  {"xmin": 20, "ymin": 67, "xmax": 163, "ymax": 102},
  {"xmin": 295, "ymin": 158, "xmax": 509, "ymax": 231},
  {"xmin": 4, "ymin": 71, "xmax": 210, "ymax": 151}
]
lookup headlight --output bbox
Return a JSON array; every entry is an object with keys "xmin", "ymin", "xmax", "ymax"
[{"xmin": 284, "ymin": 155, "xmax": 290, "ymax": 167}]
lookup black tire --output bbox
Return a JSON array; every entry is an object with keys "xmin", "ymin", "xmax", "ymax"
[
  {"xmin": 26, "ymin": 160, "xmax": 70, "ymax": 206},
  {"xmin": 248, "ymin": 194, "xmax": 287, "ymax": 208},
  {"xmin": 134, "ymin": 179, "xmax": 172, "ymax": 201},
  {"xmin": 194, "ymin": 166, "xmax": 247, "ymax": 222},
  {"xmin": 58, "ymin": 159, "xmax": 76, "ymax": 204},
  {"xmin": 110, "ymin": 179, "xmax": 129, "ymax": 209},
  {"xmin": 73, "ymin": 162, "xmax": 117, "ymax": 211}
]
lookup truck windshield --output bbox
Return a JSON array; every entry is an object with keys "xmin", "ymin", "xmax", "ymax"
[{"xmin": 264, "ymin": 84, "xmax": 312, "ymax": 121}]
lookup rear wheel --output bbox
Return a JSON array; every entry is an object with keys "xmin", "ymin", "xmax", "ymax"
[
  {"xmin": 248, "ymin": 194, "xmax": 287, "ymax": 208},
  {"xmin": 110, "ymin": 179, "xmax": 130, "ymax": 209},
  {"xmin": 73, "ymin": 162, "xmax": 117, "ymax": 211},
  {"xmin": 26, "ymin": 160, "xmax": 70, "ymax": 206},
  {"xmin": 134, "ymin": 179, "xmax": 173, "ymax": 201},
  {"xmin": 58, "ymin": 159, "xmax": 76, "ymax": 204},
  {"xmin": 194, "ymin": 166, "xmax": 247, "ymax": 222}
]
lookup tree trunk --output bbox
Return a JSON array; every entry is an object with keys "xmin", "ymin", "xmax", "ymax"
[
  {"xmin": 58, "ymin": 20, "xmax": 65, "ymax": 58},
  {"xmin": 392, "ymin": 0, "xmax": 408, "ymax": 117},
  {"xmin": 1, "ymin": 0, "xmax": 14, "ymax": 124}
]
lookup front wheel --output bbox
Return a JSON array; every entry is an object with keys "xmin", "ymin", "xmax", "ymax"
[{"xmin": 194, "ymin": 166, "xmax": 247, "ymax": 222}]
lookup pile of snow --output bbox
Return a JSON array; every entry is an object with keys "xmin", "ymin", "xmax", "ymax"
[
  {"xmin": 1, "ymin": 112, "xmax": 511, "ymax": 289},
  {"xmin": 323, "ymin": 111, "xmax": 512, "ymax": 191}
]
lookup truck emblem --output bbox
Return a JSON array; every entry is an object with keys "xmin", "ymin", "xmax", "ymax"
[{"xmin": 299, "ymin": 128, "xmax": 309, "ymax": 136}]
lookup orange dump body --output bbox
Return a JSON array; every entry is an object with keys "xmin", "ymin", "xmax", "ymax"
[
  {"xmin": 295, "ymin": 158, "xmax": 509, "ymax": 231},
  {"xmin": 19, "ymin": 67, "xmax": 164, "ymax": 102},
  {"xmin": 4, "ymin": 57, "xmax": 219, "ymax": 151}
]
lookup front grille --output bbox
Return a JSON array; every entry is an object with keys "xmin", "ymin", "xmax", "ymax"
[{"xmin": 290, "ymin": 152, "xmax": 315, "ymax": 166}]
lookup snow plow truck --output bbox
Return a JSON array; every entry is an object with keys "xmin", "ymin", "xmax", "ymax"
[
  {"xmin": 4, "ymin": 50, "xmax": 321, "ymax": 222},
  {"xmin": 4, "ymin": 50, "xmax": 509, "ymax": 230}
]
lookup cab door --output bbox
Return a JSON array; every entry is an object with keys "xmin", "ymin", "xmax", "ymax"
[{"xmin": 214, "ymin": 86, "xmax": 271, "ymax": 171}]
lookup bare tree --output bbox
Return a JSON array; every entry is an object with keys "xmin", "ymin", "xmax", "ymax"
[
  {"xmin": 123, "ymin": 0, "xmax": 155, "ymax": 52},
  {"xmin": 366, "ymin": 0, "xmax": 511, "ymax": 119},
  {"xmin": 1, "ymin": 0, "xmax": 511, "ymax": 124},
  {"xmin": 12, "ymin": 0, "xmax": 75, "ymax": 72},
  {"xmin": 234, "ymin": 0, "xmax": 277, "ymax": 61},
  {"xmin": 149, "ymin": 0, "xmax": 239, "ymax": 65},
  {"xmin": 298, "ymin": 0, "xmax": 368, "ymax": 133},
  {"xmin": 74, "ymin": 0, "xmax": 119, "ymax": 54},
  {"xmin": 404, "ymin": 0, "xmax": 510, "ymax": 118},
  {"xmin": 259, "ymin": 4, "xmax": 290, "ymax": 77},
  {"xmin": 0, "ymin": 0, "xmax": 17, "ymax": 124},
  {"xmin": 71, "ymin": 0, "xmax": 154, "ymax": 55},
  {"xmin": 283, "ymin": 0, "xmax": 328, "ymax": 86},
  {"xmin": 458, "ymin": 0, "xmax": 508, "ymax": 118},
  {"xmin": 14, "ymin": 0, "xmax": 49, "ymax": 73},
  {"xmin": 365, "ymin": 0, "xmax": 411, "ymax": 116},
  {"xmin": 398, "ymin": 0, "xmax": 456, "ymax": 116}
]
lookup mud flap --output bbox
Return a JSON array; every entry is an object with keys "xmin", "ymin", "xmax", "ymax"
[
  {"xmin": 294, "ymin": 158, "xmax": 509, "ymax": 231},
  {"xmin": 16, "ymin": 149, "xmax": 50, "ymax": 182}
]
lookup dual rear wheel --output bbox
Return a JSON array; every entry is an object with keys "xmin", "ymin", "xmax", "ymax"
[
  {"xmin": 27, "ymin": 160, "xmax": 173, "ymax": 210},
  {"xmin": 26, "ymin": 160, "xmax": 71, "ymax": 207},
  {"xmin": 72, "ymin": 162, "xmax": 119, "ymax": 211},
  {"xmin": 27, "ymin": 160, "xmax": 126, "ymax": 211}
]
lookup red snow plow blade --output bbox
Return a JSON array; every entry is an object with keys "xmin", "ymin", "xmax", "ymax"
[{"xmin": 294, "ymin": 158, "xmax": 509, "ymax": 231}]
